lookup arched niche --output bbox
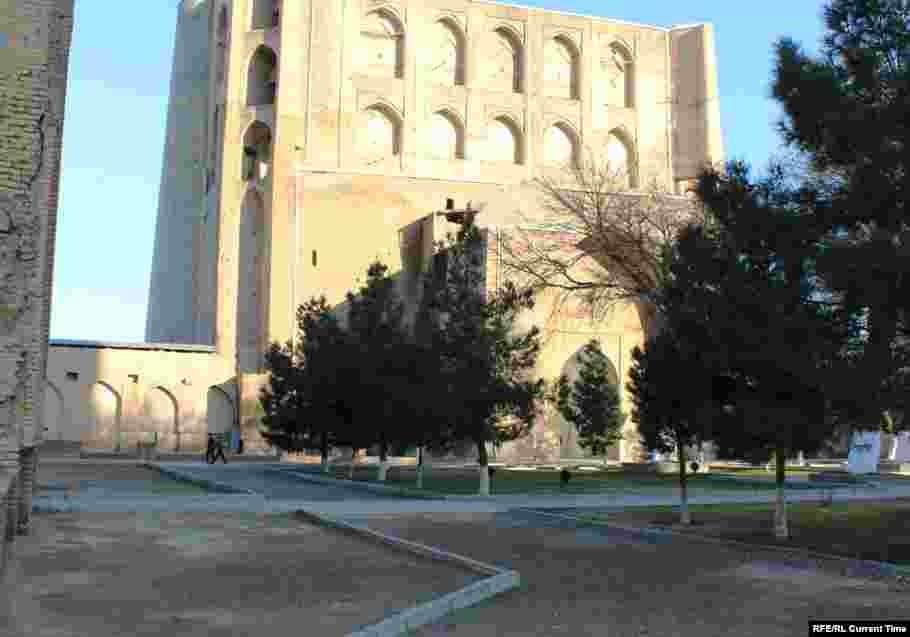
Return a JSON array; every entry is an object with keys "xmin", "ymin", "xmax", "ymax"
[
  {"xmin": 144, "ymin": 386, "xmax": 179, "ymax": 451},
  {"xmin": 606, "ymin": 129, "xmax": 638, "ymax": 189},
  {"xmin": 42, "ymin": 380, "xmax": 64, "ymax": 441},
  {"xmin": 544, "ymin": 35, "xmax": 580, "ymax": 100},
  {"xmin": 247, "ymin": 46, "xmax": 278, "ymax": 107},
  {"xmin": 88, "ymin": 382, "xmax": 121, "ymax": 450},
  {"xmin": 237, "ymin": 189, "xmax": 268, "ymax": 373},
  {"xmin": 605, "ymin": 41, "xmax": 634, "ymax": 109},
  {"xmin": 242, "ymin": 121, "xmax": 272, "ymax": 182},
  {"xmin": 358, "ymin": 104, "xmax": 402, "ymax": 165},
  {"xmin": 207, "ymin": 386, "xmax": 235, "ymax": 434},
  {"xmin": 429, "ymin": 110, "xmax": 465, "ymax": 160},
  {"xmin": 486, "ymin": 116, "xmax": 523, "ymax": 164},
  {"xmin": 543, "ymin": 122, "xmax": 579, "ymax": 167},
  {"xmin": 559, "ymin": 343, "xmax": 621, "ymax": 460},
  {"xmin": 360, "ymin": 9, "xmax": 404, "ymax": 78},
  {"xmin": 490, "ymin": 27, "xmax": 523, "ymax": 93},
  {"xmin": 430, "ymin": 18, "xmax": 466, "ymax": 86}
]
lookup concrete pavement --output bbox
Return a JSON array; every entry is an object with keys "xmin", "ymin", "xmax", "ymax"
[{"xmin": 29, "ymin": 460, "xmax": 910, "ymax": 516}]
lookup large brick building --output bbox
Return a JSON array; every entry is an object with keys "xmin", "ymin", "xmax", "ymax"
[
  {"xmin": 45, "ymin": 0, "xmax": 723, "ymax": 464},
  {"xmin": 0, "ymin": 0, "xmax": 74, "ymax": 566}
]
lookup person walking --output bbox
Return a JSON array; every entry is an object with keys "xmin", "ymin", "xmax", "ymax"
[
  {"xmin": 205, "ymin": 433, "xmax": 215, "ymax": 464},
  {"xmin": 212, "ymin": 433, "xmax": 228, "ymax": 464}
]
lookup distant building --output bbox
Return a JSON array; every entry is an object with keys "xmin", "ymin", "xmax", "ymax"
[{"xmin": 48, "ymin": 0, "xmax": 724, "ymax": 462}]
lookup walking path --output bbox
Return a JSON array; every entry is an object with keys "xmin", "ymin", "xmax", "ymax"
[{"xmin": 31, "ymin": 461, "xmax": 910, "ymax": 516}]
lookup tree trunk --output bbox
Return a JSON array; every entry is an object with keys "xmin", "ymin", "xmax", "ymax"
[
  {"xmin": 477, "ymin": 440, "xmax": 490, "ymax": 496},
  {"xmin": 348, "ymin": 448, "xmax": 357, "ymax": 480},
  {"xmin": 416, "ymin": 446, "xmax": 424, "ymax": 489},
  {"xmin": 774, "ymin": 444, "xmax": 789, "ymax": 540},
  {"xmin": 320, "ymin": 433, "xmax": 330, "ymax": 474},
  {"xmin": 678, "ymin": 441, "xmax": 691, "ymax": 525},
  {"xmin": 377, "ymin": 441, "xmax": 388, "ymax": 482}
]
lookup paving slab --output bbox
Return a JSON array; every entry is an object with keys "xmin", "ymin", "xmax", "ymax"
[
  {"xmin": 0, "ymin": 512, "xmax": 480, "ymax": 637},
  {"xmin": 356, "ymin": 511, "xmax": 910, "ymax": 637}
]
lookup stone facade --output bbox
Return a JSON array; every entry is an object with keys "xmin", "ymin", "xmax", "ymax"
[
  {"xmin": 47, "ymin": 0, "xmax": 723, "ymax": 463},
  {"xmin": 0, "ymin": 0, "xmax": 74, "ymax": 570}
]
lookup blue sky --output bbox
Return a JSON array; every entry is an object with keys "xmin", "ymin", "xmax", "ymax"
[{"xmin": 49, "ymin": 0, "xmax": 828, "ymax": 343}]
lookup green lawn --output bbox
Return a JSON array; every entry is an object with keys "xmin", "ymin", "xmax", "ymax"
[
  {"xmin": 331, "ymin": 465, "xmax": 801, "ymax": 496},
  {"xmin": 573, "ymin": 499, "xmax": 910, "ymax": 566}
]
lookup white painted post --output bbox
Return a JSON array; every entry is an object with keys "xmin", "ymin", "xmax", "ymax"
[
  {"xmin": 890, "ymin": 431, "xmax": 910, "ymax": 463},
  {"xmin": 478, "ymin": 465, "xmax": 490, "ymax": 496}
]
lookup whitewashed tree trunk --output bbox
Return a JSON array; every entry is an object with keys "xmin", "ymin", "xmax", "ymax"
[
  {"xmin": 478, "ymin": 465, "xmax": 490, "ymax": 496},
  {"xmin": 774, "ymin": 483, "xmax": 789, "ymax": 539},
  {"xmin": 377, "ymin": 461, "xmax": 388, "ymax": 482},
  {"xmin": 321, "ymin": 455, "xmax": 330, "ymax": 474},
  {"xmin": 416, "ymin": 446, "xmax": 425, "ymax": 489},
  {"xmin": 797, "ymin": 451, "xmax": 806, "ymax": 467},
  {"xmin": 678, "ymin": 443, "xmax": 691, "ymax": 525},
  {"xmin": 348, "ymin": 456, "xmax": 356, "ymax": 480},
  {"xmin": 773, "ymin": 447, "xmax": 789, "ymax": 539}
]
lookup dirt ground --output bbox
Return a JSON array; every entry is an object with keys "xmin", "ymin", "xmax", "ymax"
[
  {"xmin": 579, "ymin": 498, "xmax": 910, "ymax": 565},
  {"xmin": 0, "ymin": 511, "xmax": 479, "ymax": 637},
  {"xmin": 358, "ymin": 511, "xmax": 910, "ymax": 637},
  {"xmin": 35, "ymin": 461, "xmax": 211, "ymax": 496}
]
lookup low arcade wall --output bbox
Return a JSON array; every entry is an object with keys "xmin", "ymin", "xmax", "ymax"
[{"xmin": 45, "ymin": 340, "xmax": 241, "ymax": 453}]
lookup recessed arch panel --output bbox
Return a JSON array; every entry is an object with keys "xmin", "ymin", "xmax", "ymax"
[
  {"xmin": 490, "ymin": 26, "xmax": 523, "ymax": 93},
  {"xmin": 88, "ymin": 381, "xmax": 121, "ymax": 450},
  {"xmin": 486, "ymin": 115, "xmax": 523, "ymax": 164},
  {"xmin": 607, "ymin": 128, "xmax": 638, "ymax": 188},
  {"xmin": 358, "ymin": 103, "xmax": 402, "ymax": 163},
  {"xmin": 237, "ymin": 189, "xmax": 268, "ymax": 372},
  {"xmin": 247, "ymin": 46, "xmax": 277, "ymax": 107},
  {"xmin": 543, "ymin": 122, "xmax": 579, "ymax": 167},
  {"xmin": 605, "ymin": 41, "xmax": 634, "ymax": 108},
  {"xmin": 558, "ymin": 343, "xmax": 621, "ymax": 460},
  {"xmin": 430, "ymin": 110, "xmax": 465, "ymax": 160},
  {"xmin": 241, "ymin": 121, "xmax": 272, "ymax": 181},
  {"xmin": 43, "ymin": 380, "xmax": 64, "ymax": 441},
  {"xmin": 545, "ymin": 35, "xmax": 580, "ymax": 99},
  {"xmin": 144, "ymin": 386, "xmax": 179, "ymax": 451},
  {"xmin": 430, "ymin": 17, "xmax": 466, "ymax": 86},
  {"xmin": 360, "ymin": 9, "xmax": 405, "ymax": 78}
]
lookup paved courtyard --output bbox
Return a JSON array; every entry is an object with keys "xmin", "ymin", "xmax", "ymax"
[{"xmin": 13, "ymin": 455, "xmax": 910, "ymax": 637}]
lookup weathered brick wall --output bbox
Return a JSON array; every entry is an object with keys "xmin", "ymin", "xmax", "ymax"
[{"xmin": 0, "ymin": 0, "xmax": 74, "ymax": 559}]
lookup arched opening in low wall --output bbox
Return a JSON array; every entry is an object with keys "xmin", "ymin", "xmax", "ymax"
[
  {"xmin": 144, "ymin": 386, "xmax": 179, "ymax": 451},
  {"xmin": 87, "ymin": 381, "xmax": 121, "ymax": 450},
  {"xmin": 43, "ymin": 381, "xmax": 65, "ymax": 441},
  {"xmin": 206, "ymin": 386, "xmax": 235, "ymax": 435}
]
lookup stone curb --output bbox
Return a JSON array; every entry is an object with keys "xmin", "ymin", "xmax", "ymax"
[
  {"xmin": 293, "ymin": 509, "xmax": 520, "ymax": 637},
  {"xmin": 144, "ymin": 463, "xmax": 259, "ymax": 495},
  {"xmin": 522, "ymin": 507, "xmax": 906, "ymax": 579},
  {"xmin": 265, "ymin": 467, "xmax": 445, "ymax": 500}
]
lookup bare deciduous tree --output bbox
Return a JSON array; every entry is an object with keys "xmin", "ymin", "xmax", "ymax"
[{"xmin": 500, "ymin": 153, "xmax": 705, "ymax": 333}]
